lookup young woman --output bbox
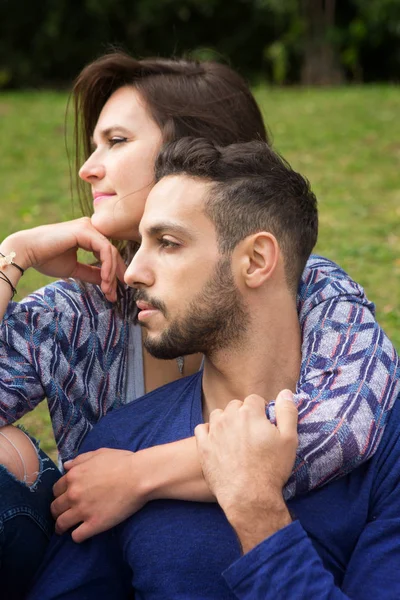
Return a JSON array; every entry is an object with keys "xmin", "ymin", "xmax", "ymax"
[{"xmin": 0, "ymin": 52, "xmax": 398, "ymax": 597}]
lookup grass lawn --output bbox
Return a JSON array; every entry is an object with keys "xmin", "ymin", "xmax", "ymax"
[{"xmin": 0, "ymin": 85, "xmax": 399, "ymax": 461}]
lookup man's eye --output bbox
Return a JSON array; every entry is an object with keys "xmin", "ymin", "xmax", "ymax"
[
  {"xmin": 159, "ymin": 238, "xmax": 179, "ymax": 249},
  {"xmin": 109, "ymin": 137, "xmax": 127, "ymax": 147}
]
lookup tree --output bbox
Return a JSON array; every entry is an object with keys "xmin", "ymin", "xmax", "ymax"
[{"xmin": 300, "ymin": 0, "xmax": 344, "ymax": 84}]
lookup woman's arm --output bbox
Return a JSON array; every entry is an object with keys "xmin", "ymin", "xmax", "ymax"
[
  {"xmin": 0, "ymin": 245, "xmax": 23, "ymax": 322},
  {"xmin": 55, "ymin": 293, "xmax": 399, "ymax": 541},
  {"xmin": 1, "ymin": 218, "xmax": 125, "ymax": 310},
  {"xmin": 280, "ymin": 255, "xmax": 400, "ymax": 497},
  {"xmin": 0, "ymin": 219, "xmax": 126, "ymax": 426},
  {"xmin": 52, "ymin": 255, "xmax": 399, "ymax": 541},
  {"xmin": 52, "ymin": 438, "xmax": 212, "ymax": 542}
]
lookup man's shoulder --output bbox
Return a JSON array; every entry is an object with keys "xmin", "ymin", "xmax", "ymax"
[
  {"xmin": 320, "ymin": 392, "xmax": 400, "ymax": 511},
  {"xmin": 368, "ymin": 393, "xmax": 400, "ymax": 492},
  {"xmin": 83, "ymin": 371, "xmax": 203, "ymax": 452}
]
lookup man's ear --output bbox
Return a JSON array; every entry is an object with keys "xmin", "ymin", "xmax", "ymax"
[{"xmin": 237, "ymin": 232, "xmax": 279, "ymax": 289}]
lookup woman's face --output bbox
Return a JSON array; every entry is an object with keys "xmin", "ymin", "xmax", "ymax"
[{"xmin": 79, "ymin": 86, "xmax": 163, "ymax": 241}]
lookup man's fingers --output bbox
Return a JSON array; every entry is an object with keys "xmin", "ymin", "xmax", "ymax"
[
  {"xmin": 208, "ymin": 408, "xmax": 224, "ymax": 424},
  {"xmin": 224, "ymin": 399, "xmax": 243, "ymax": 414},
  {"xmin": 275, "ymin": 389, "xmax": 298, "ymax": 442},
  {"xmin": 242, "ymin": 394, "xmax": 269, "ymax": 416},
  {"xmin": 194, "ymin": 423, "xmax": 209, "ymax": 448}
]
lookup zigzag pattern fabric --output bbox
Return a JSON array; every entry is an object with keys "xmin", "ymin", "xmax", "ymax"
[
  {"xmin": 0, "ymin": 255, "xmax": 399, "ymax": 497},
  {"xmin": 0, "ymin": 281, "xmax": 129, "ymax": 462}
]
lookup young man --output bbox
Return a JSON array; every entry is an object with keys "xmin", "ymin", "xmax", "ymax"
[{"xmin": 29, "ymin": 138, "xmax": 400, "ymax": 599}]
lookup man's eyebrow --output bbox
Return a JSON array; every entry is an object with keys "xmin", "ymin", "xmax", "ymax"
[{"xmin": 143, "ymin": 222, "xmax": 196, "ymax": 240}]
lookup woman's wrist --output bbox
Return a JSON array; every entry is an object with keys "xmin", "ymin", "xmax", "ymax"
[
  {"xmin": 132, "ymin": 438, "xmax": 214, "ymax": 504},
  {"xmin": 131, "ymin": 446, "xmax": 172, "ymax": 503},
  {"xmin": 0, "ymin": 234, "xmax": 32, "ymax": 272},
  {"xmin": 128, "ymin": 449, "xmax": 157, "ymax": 504},
  {"xmin": 0, "ymin": 242, "xmax": 27, "ymax": 318},
  {"xmin": 0, "ymin": 240, "xmax": 27, "ymax": 301}
]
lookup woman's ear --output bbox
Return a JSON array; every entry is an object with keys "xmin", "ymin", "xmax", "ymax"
[{"xmin": 238, "ymin": 232, "xmax": 279, "ymax": 289}]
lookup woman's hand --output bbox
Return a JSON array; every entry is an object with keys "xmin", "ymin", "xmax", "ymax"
[
  {"xmin": 3, "ymin": 217, "xmax": 126, "ymax": 302},
  {"xmin": 51, "ymin": 448, "xmax": 150, "ymax": 543}
]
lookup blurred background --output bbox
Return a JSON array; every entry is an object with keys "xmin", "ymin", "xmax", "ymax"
[
  {"xmin": 2, "ymin": 0, "xmax": 400, "ymax": 87},
  {"xmin": 1, "ymin": 0, "xmax": 399, "ymax": 458}
]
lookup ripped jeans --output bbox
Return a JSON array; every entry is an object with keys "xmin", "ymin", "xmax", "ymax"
[{"xmin": 0, "ymin": 437, "xmax": 61, "ymax": 600}]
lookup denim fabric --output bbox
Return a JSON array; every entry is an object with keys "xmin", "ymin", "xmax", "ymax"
[{"xmin": 0, "ymin": 445, "xmax": 61, "ymax": 600}]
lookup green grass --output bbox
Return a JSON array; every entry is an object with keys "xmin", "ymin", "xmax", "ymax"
[{"xmin": 1, "ymin": 85, "xmax": 399, "ymax": 460}]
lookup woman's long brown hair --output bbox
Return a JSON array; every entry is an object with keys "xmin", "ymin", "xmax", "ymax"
[{"xmin": 70, "ymin": 51, "xmax": 268, "ymax": 313}]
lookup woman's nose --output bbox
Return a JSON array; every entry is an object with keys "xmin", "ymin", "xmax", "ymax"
[{"xmin": 79, "ymin": 154, "xmax": 106, "ymax": 182}]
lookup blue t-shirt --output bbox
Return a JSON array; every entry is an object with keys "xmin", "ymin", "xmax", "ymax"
[{"xmin": 29, "ymin": 372, "xmax": 400, "ymax": 599}]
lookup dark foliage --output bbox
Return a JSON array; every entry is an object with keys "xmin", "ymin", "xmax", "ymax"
[{"xmin": 0, "ymin": 0, "xmax": 399, "ymax": 88}]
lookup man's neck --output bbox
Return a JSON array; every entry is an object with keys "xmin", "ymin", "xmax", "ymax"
[{"xmin": 201, "ymin": 295, "xmax": 301, "ymax": 421}]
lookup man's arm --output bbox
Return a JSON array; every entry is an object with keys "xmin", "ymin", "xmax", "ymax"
[
  {"xmin": 52, "ymin": 293, "xmax": 400, "ymax": 543},
  {"xmin": 51, "ymin": 391, "xmax": 294, "ymax": 543},
  {"xmin": 222, "ymin": 503, "xmax": 400, "ymax": 600},
  {"xmin": 194, "ymin": 391, "xmax": 297, "ymax": 554},
  {"xmin": 195, "ymin": 389, "xmax": 400, "ymax": 599}
]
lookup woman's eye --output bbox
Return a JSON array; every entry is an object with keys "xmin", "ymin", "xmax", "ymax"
[{"xmin": 109, "ymin": 137, "xmax": 127, "ymax": 147}]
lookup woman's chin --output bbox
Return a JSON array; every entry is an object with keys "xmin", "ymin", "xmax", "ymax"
[{"xmin": 90, "ymin": 213, "xmax": 138, "ymax": 241}]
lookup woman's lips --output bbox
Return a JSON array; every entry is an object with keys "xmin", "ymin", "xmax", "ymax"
[{"xmin": 92, "ymin": 192, "xmax": 116, "ymax": 205}]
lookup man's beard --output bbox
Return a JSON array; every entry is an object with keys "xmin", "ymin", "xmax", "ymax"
[{"xmin": 134, "ymin": 256, "xmax": 249, "ymax": 360}]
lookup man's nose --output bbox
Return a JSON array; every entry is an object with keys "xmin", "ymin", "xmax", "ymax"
[{"xmin": 124, "ymin": 247, "xmax": 155, "ymax": 289}]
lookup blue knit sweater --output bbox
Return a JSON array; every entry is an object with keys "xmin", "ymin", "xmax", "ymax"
[{"xmin": 28, "ymin": 370, "xmax": 400, "ymax": 599}]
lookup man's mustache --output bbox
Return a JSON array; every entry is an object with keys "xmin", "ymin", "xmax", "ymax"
[{"xmin": 133, "ymin": 289, "xmax": 168, "ymax": 316}]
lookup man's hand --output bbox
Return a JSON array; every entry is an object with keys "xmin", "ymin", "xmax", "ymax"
[
  {"xmin": 51, "ymin": 448, "xmax": 150, "ymax": 543},
  {"xmin": 194, "ymin": 390, "xmax": 298, "ymax": 554}
]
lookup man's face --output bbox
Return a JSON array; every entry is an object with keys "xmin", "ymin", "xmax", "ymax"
[{"xmin": 125, "ymin": 175, "xmax": 248, "ymax": 358}]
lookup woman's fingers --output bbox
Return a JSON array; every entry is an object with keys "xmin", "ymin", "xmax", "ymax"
[
  {"xmin": 5, "ymin": 218, "xmax": 127, "ymax": 302},
  {"xmin": 51, "ymin": 490, "xmax": 71, "ymax": 522},
  {"xmin": 71, "ymin": 263, "xmax": 102, "ymax": 286},
  {"xmin": 72, "ymin": 221, "xmax": 127, "ymax": 301}
]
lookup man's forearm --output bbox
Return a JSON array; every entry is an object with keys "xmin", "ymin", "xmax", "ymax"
[
  {"xmin": 223, "ymin": 520, "xmax": 350, "ymax": 600},
  {"xmin": 224, "ymin": 495, "xmax": 292, "ymax": 555}
]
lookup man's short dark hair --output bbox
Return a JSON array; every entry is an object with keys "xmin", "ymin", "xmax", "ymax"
[{"xmin": 155, "ymin": 137, "xmax": 318, "ymax": 293}]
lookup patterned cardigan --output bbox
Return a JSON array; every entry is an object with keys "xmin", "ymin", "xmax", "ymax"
[{"xmin": 0, "ymin": 254, "xmax": 398, "ymax": 498}]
